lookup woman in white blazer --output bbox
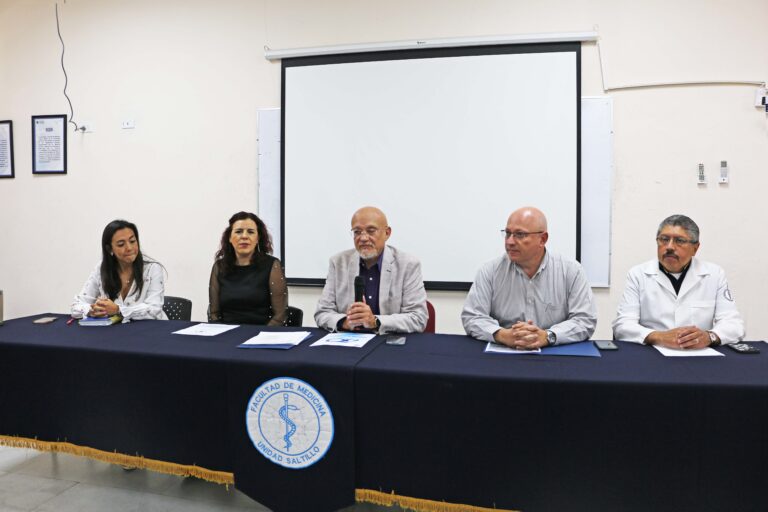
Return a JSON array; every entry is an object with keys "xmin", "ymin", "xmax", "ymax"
[{"xmin": 71, "ymin": 219, "xmax": 167, "ymax": 322}]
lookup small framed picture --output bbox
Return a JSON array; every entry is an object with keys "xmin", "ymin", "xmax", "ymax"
[
  {"xmin": 0, "ymin": 120, "xmax": 14, "ymax": 179},
  {"xmin": 32, "ymin": 114, "xmax": 67, "ymax": 175}
]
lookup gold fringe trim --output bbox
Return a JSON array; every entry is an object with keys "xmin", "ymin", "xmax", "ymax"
[
  {"xmin": 0, "ymin": 435, "xmax": 234, "ymax": 486},
  {"xmin": 356, "ymin": 489, "xmax": 519, "ymax": 512},
  {"xmin": 0, "ymin": 436, "xmax": 517, "ymax": 509}
]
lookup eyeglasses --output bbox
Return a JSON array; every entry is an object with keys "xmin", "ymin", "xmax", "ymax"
[
  {"xmin": 501, "ymin": 230, "xmax": 544, "ymax": 240},
  {"xmin": 656, "ymin": 235, "xmax": 697, "ymax": 247},
  {"xmin": 351, "ymin": 227, "xmax": 381, "ymax": 239}
]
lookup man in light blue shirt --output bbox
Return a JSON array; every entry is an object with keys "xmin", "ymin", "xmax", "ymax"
[{"xmin": 461, "ymin": 207, "xmax": 596, "ymax": 348}]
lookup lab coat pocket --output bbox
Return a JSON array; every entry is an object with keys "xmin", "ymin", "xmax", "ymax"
[{"xmin": 690, "ymin": 300, "xmax": 715, "ymax": 329}]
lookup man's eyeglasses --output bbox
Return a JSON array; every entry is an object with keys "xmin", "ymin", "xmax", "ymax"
[
  {"xmin": 351, "ymin": 227, "xmax": 381, "ymax": 239},
  {"xmin": 656, "ymin": 235, "xmax": 697, "ymax": 247},
  {"xmin": 501, "ymin": 230, "xmax": 544, "ymax": 240}
]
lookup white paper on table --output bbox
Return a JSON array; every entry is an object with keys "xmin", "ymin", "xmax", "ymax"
[
  {"xmin": 653, "ymin": 346, "xmax": 724, "ymax": 357},
  {"xmin": 484, "ymin": 343, "xmax": 541, "ymax": 354},
  {"xmin": 240, "ymin": 331, "xmax": 312, "ymax": 346},
  {"xmin": 172, "ymin": 323, "xmax": 240, "ymax": 336},
  {"xmin": 310, "ymin": 332, "xmax": 376, "ymax": 348}
]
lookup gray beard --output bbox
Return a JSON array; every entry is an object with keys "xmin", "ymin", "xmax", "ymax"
[{"xmin": 357, "ymin": 248, "xmax": 379, "ymax": 261}]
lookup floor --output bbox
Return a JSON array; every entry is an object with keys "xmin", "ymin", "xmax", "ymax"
[{"xmin": 0, "ymin": 446, "xmax": 393, "ymax": 512}]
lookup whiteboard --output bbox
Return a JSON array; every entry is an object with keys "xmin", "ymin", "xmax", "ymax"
[
  {"xmin": 581, "ymin": 97, "xmax": 613, "ymax": 287},
  {"xmin": 281, "ymin": 43, "xmax": 581, "ymax": 289},
  {"xmin": 257, "ymin": 108, "xmax": 282, "ymax": 259}
]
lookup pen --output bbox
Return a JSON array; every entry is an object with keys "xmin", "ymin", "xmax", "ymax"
[{"xmin": 66, "ymin": 317, "xmax": 75, "ymax": 326}]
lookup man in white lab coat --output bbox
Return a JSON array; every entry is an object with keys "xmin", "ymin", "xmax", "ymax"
[{"xmin": 612, "ymin": 214, "xmax": 745, "ymax": 348}]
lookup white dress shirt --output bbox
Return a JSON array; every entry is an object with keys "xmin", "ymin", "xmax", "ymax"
[{"xmin": 71, "ymin": 261, "xmax": 167, "ymax": 322}]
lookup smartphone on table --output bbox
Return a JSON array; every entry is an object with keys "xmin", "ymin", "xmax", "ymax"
[{"xmin": 386, "ymin": 335, "xmax": 406, "ymax": 346}]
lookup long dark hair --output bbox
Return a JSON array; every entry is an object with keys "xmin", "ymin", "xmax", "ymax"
[
  {"xmin": 215, "ymin": 211, "xmax": 273, "ymax": 275},
  {"xmin": 100, "ymin": 219, "xmax": 146, "ymax": 300}
]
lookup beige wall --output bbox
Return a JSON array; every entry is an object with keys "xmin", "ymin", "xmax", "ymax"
[{"xmin": 1, "ymin": 0, "xmax": 766, "ymax": 339}]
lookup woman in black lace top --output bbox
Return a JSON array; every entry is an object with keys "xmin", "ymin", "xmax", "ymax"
[{"xmin": 208, "ymin": 212, "xmax": 288, "ymax": 325}]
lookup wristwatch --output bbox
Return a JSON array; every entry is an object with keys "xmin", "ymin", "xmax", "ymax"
[
  {"xmin": 546, "ymin": 330, "xmax": 557, "ymax": 346},
  {"xmin": 707, "ymin": 331, "xmax": 721, "ymax": 347},
  {"xmin": 374, "ymin": 316, "xmax": 381, "ymax": 331}
]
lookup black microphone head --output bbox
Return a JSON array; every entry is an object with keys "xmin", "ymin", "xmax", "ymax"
[{"xmin": 354, "ymin": 275, "xmax": 364, "ymax": 302}]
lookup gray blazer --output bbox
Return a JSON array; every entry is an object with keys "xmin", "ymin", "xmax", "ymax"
[{"xmin": 314, "ymin": 245, "xmax": 428, "ymax": 334}]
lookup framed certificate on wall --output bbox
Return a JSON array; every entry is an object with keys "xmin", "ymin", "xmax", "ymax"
[
  {"xmin": 0, "ymin": 120, "xmax": 14, "ymax": 179},
  {"xmin": 32, "ymin": 114, "xmax": 67, "ymax": 175}
]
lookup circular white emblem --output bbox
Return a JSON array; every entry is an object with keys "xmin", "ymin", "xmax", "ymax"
[{"xmin": 245, "ymin": 377, "xmax": 334, "ymax": 469}]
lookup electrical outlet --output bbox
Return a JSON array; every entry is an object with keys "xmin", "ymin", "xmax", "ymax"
[{"xmin": 121, "ymin": 119, "xmax": 135, "ymax": 129}]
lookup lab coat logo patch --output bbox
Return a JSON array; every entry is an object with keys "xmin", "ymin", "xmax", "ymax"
[{"xmin": 245, "ymin": 377, "xmax": 334, "ymax": 469}]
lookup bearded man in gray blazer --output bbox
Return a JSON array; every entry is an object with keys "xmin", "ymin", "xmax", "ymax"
[{"xmin": 314, "ymin": 206, "xmax": 428, "ymax": 333}]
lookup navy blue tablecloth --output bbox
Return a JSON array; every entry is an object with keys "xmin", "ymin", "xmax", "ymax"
[
  {"xmin": 2, "ymin": 316, "xmax": 766, "ymax": 512},
  {"xmin": 354, "ymin": 333, "xmax": 768, "ymax": 512},
  {"xmin": 223, "ymin": 326, "xmax": 384, "ymax": 512},
  {"xmin": 0, "ymin": 315, "xmax": 382, "ymax": 512}
]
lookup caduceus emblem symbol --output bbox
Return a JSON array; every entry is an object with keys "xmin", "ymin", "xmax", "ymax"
[{"xmin": 279, "ymin": 393, "xmax": 299, "ymax": 451}]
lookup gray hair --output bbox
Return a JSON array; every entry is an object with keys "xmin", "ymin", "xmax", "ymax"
[{"xmin": 657, "ymin": 214, "xmax": 700, "ymax": 243}]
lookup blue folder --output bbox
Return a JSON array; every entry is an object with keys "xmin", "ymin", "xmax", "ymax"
[{"xmin": 540, "ymin": 340, "xmax": 601, "ymax": 357}]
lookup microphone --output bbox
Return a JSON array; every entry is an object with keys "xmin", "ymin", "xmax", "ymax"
[{"xmin": 354, "ymin": 276, "xmax": 364, "ymax": 303}]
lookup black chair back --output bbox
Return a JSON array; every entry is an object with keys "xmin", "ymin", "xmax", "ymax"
[
  {"xmin": 285, "ymin": 306, "xmax": 303, "ymax": 327},
  {"xmin": 163, "ymin": 296, "xmax": 192, "ymax": 321}
]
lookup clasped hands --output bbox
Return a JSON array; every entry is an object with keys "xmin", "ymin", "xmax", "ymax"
[
  {"xmin": 342, "ymin": 301, "xmax": 377, "ymax": 331},
  {"xmin": 88, "ymin": 298, "xmax": 120, "ymax": 318},
  {"xmin": 645, "ymin": 326, "xmax": 713, "ymax": 350},
  {"xmin": 494, "ymin": 320, "xmax": 549, "ymax": 350}
]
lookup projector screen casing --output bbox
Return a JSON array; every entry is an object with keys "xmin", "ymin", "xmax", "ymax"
[{"xmin": 281, "ymin": 43, "xmax": 580, "ymax": 290}]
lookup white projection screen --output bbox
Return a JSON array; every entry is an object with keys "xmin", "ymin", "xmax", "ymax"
[{"xmin": 282, "ymin": 43, "xmax": 580, "ymax": 290}]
